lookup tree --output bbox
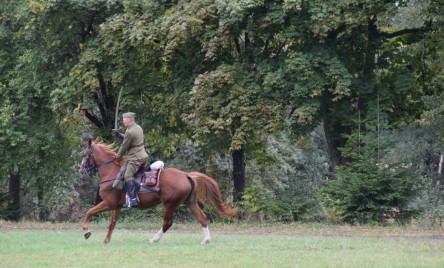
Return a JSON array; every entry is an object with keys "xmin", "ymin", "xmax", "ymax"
[
  {"xmin": 307, "ymin": 0, "xmax": 433, "ymax": 168},
  {"xmin": 421, "ymin": 1, "xmax": 444, "ymax": 135},
  {"xmin": 0, "ymin": 0, "xmax": 30, "ymax": 220},
  {"xmin": 321, "ymin": 103, "xmax": 420, "ymax": 224},
  {"xmin": 0, "ymin": 0, "xmax": 87, "ymax": 220},
  {"xmin": 99, "ymin": 0, "xmax": 289, "ymax": 200},
  {"xmin": 99, "ymin": 0, "xmax": 438, "ymax": 201},
  {"xmin": 29, "ymin": 0, "xmax": 125, "ymax": 138},
  {"xmin": 1, "ymin": 0, "xmax": 442, "ymax": 222}
]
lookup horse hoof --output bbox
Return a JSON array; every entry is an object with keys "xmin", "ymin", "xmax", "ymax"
[
  {"xmin": 200, "ymin": 240, "xmax": 210, "ymax": 244},
  {"xmin": 84, "ymin": 232, "xmax": 91, "ymax": 240}
]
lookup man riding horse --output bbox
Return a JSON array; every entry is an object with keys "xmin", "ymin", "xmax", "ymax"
[{"xmin": 112, "ymin": 112, "xmax": 148, "ymax": 208}]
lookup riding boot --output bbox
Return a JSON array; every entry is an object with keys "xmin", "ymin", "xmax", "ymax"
[{"xmin": 123, "ymin": 179, "xmax": 139, "ymax": 208}]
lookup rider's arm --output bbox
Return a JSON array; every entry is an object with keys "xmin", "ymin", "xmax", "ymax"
[{"xmin": 116, "ymin": 131, "xmax": 132, "ymax": 158}]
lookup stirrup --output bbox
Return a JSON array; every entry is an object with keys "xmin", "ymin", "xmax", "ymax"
[
  {"xmin": 123, "ymin": 195, "xmax": 139, "ymax": 208},
  {"xmin": 123, "ymin": 200, "xmax": 139, "ymax": 208}
]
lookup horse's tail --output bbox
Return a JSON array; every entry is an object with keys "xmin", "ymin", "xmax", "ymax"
[{"xmin": 188, "ymin": 172, "xmax": 237, "ymax": 218}]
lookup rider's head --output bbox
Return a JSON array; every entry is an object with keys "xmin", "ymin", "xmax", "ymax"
[{"xmin": 122, "ymin": 112, "xmax": 135, "ymax": 127}]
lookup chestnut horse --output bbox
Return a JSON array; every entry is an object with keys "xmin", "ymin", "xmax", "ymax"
[{"xmin": 79, "ymin": 138, "xmax": 235, "ymax": 244}]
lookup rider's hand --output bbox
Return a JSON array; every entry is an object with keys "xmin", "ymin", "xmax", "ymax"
[{"xmin": 112, "ymin": 129, "xmax": 124, "ymax": 142}]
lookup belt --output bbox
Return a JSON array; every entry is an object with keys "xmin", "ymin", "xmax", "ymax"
[{"xmin": 130, "ymin": 143, "xmax": 144, "ymax": 149}]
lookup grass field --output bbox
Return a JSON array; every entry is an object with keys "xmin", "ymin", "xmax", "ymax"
[{"xmin": 0, "ymin": 221, "xmax": 443, "ymax": 267}]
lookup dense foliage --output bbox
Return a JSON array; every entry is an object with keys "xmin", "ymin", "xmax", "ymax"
[
  {"xmin": 322, "ymin": 105, "xmax": 420, "ymax": 224},
  {"xmin": 0, "ymin": 0, "xmax": 443, "ymax": 225}
]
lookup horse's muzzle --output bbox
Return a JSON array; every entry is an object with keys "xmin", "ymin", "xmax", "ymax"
[{"xmin": 79, "ymin": 166, "xmax": 91, "ymax": 178}]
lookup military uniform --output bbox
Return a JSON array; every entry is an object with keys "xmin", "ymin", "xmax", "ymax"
[
  {"xmin": 114, "ymin": 112, "xmax": 148, "ymax": 208},
  {"xmin": 117, "ymin": 121, "xmax": 148, "ymax": 180}
]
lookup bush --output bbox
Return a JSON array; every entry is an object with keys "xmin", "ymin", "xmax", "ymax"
[{"xmin": 241, "ymin": 128, "xmax": 330, "ymax": 222}]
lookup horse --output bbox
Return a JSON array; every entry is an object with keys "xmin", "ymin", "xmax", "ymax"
[{"xmin": 79, "ymin": 138, "xmax": 236, "ymax": 244}]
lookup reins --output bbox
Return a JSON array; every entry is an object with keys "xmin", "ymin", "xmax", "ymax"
[
  {"xmin": 99, "ymin": 178, "xmax": 115, "ymax": 185},
  {"xmin": 83, "ymin": 143, "xmax": 116, "ymax": 177},
  {"xmin": 84, "ymin": 143, "xmax": 121, "ymax": 191}
]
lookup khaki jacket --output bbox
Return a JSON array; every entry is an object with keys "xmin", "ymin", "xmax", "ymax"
[{"xmin": 116, "ymin": 123, "xmax": 148, "ymax": 161}]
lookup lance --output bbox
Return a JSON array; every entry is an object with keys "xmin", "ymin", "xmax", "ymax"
[{"xmin": 114, "ymin": 86, "xmax": 124, "ymax": 129}]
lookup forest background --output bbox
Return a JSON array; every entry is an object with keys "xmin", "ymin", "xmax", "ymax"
[{"xmin": 0, "ymin": 0, "xmax": 443, "ymax": 227}]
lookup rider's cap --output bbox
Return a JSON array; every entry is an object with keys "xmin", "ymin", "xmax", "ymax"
[{"xmin": 123, "ymin": 112, "xmax": 135, "ymax": 119}]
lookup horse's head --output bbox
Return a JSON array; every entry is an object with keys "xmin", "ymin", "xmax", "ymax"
[
  {"xmin": 79, "ymin": 139, "xmax": 96, "ymax": 178},
  {"xmin": 79, "ymin": 138, "xmax": 119, "ymax": 179}
]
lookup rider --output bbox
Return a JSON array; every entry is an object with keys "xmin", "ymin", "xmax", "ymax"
[{"xmin": 112, "ymin": 112, "xmax": 148, "ymax": 208}]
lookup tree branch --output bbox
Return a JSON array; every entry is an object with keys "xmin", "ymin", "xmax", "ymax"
[
  {"xmin": 377, "ymin": 23, "xmax": 431, "ymax": 39},
  {"xmin": 327, "ymin": 23, "xmax": 347, "ymax": 40},
  {"xmin": 97, "ymin": 72, "xmax": 113, "ymax": 113},
  {"xmin": 92, "ymin": 92, "xmax": 107, "ymax": 126},
  {"xmin": 326, "ymin": 18, "xmax": 432, "ymax": 41},
  {"xmin": 80, "ymin": 109, "xmax": 104, "ymax": 128}
]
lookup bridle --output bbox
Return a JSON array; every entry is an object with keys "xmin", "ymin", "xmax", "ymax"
[{"xmin": 80, "ymin": 143, "xmax": 114, "ymax": 178}]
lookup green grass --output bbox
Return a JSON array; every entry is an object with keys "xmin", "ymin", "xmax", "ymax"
[{"xmin": 0, "ymin": 222, "xmax": 443, "ymax": 267}]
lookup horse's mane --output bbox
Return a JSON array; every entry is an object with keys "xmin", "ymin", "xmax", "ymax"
[{"xmin": 93, "ymin": 138, "xmax": 123, "ymax": 165}]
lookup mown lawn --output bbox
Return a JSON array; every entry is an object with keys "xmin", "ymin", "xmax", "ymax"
[{"xmin": 0, "ymin": 221, "xmax": 443, "ymax": 267}]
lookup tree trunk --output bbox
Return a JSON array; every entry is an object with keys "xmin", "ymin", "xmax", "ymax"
[
  {"xmin": 323, "ymin": 109, "xmax": 341, "ymax": 169},
  {"xmin": 322, "ymin": 91, "xmax": 348, "ymax": 169},
  {"xmin": 37, "ymin": 180, "xmax": 49, "ymax": 221},
  {"xmin": 7, "ymin": 169, "xmax": 21, "ymax": 221},
  {"xmin": 232, "ymin": 149, "xmax": 245, "ymax": 202},
  {"xmin": 323, "ymin": 18, "xmax": 380, "ymax": 170}
]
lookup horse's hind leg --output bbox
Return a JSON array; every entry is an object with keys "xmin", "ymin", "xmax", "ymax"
[
  {"xmin": 149, "ymin": 206, "xmax": 176, "ymax": 244},
  {"xmin": 104, "ymin": 208, "xmax": 121, "ymax": 244},
  {"xmin": 82, "ymin": 201, "xmax": 111, "ymax": 240},
  {"xmin": 187, "ymin": 202, "xmax": 211, "ymax": 244}
]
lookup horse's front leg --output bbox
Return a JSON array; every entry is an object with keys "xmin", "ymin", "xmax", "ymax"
[
  {"xmin": 104, "ymin": 208, "xmax": 121, "ymax": 244},
  {"xmin": 82, "ymin": 201, "xmax": 112, "ymax": 240}
]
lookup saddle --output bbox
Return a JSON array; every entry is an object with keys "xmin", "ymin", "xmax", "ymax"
[{"xmin": 112, "ymin": 161, "xmax": 164, "ymax": 193}]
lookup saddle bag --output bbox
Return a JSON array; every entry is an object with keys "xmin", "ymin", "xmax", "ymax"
[{"xmin": 142, "ymin": 170, "xmax": 158, "ymax": 187}]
